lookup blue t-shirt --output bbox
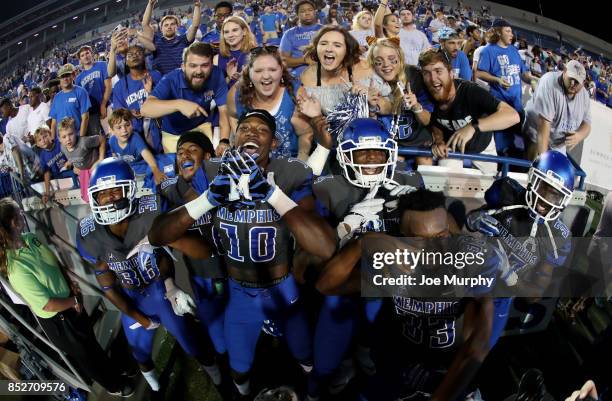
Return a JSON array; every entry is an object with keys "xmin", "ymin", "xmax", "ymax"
[
  {"xmin": 153, "ymin": 33, "xmax": 193, "ymax": 76},
  {"xmin": 478, "ymin": 44, "xmax": 527, "ymax": 111},
  {"xmin": 595, "ymin": 81, "xmax": 609, "ymax": 103},
  {"xmin": 280, "ymin": 24, "xmax": 323, "ymax": 78},
  {"xmin": 261, "ymin": 14, "xmax": 277, "ymax": 32},
  {"xmin": 38, "ymin": 137, "xmax": 68, "ymax": 176},
  {"xmin": 452, "ymin": 50, "xmax": 472, "ymax": 81},
  {"xmin": 112, "ymin": 70, "xmax": 163, "ymax": 149},
  {"xmin": 150, "ymin": 67, "xmax": 228, "ymax": 135},
  {"xmin": 217, "ymin": 49, "xmax": 249, "ymax": 88},
  {"xmin": 201, "ymin": 28, "xmax": 221, "ymax": 47},
  {"xmin": 75, "ymin": 61, "xmax": 108, "ymax": 110},
  {"xmin": 48, "ymin": 86, "xmax": 91, "ymax": 135},
  {"xmin": 109, "ymin": 133, "xmax": 147, "ymax": 164}
]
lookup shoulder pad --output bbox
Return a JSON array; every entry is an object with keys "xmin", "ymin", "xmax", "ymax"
[{"xmin": 160, "ymin": 177, "xmax": 178, "ymax": 190}]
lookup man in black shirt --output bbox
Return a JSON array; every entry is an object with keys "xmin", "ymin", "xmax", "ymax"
[{"xmin": 418, "ymin": 49, "xmax": 520, "ymax": 174}]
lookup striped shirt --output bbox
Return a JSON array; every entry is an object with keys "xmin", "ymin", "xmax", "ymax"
[{"xmin": 153, "ymin": 32, "xmax": 193, "ymax": 76}]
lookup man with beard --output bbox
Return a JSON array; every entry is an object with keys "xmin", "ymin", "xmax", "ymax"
[
  {"xmin": 419, "ymin": 49, "xmax": 520, "ymax": 174},
  {"xmin": 112, "ymin": 45, "xmax": 163, "ymax": 153},
  {"xmin": 439, "ymin": 27, "xmax": 472, "ymax": 81},
  {"xmin": 141, "ymin": 0, "xmax": 201, "ymax": 76},
  {"xmin": 147, "ymin": 110, "xmax": 336, "ymax": 397},
  {"xmin": 280, "ymin": 0, "xmax": 323, "ymax": 78},
  {"xmin": 316, "ymin": 189, "xmax": 500, "ymax": 401},
  {"xmin": 75, "ymin": 45, "xmax": 111, "ymax": 136},
  {"xmin": 141, "ymin": 42, "xmax": 230, "ymax": 155}
]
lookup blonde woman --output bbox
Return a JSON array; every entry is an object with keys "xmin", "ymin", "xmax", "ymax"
[
  {"xmin": 214, "ymin": 16, "xmax": 258, "ymax": 87},
  {"xmin": 367, "ymin": 37, "xmax": 434, "ymax": 164},
  {"xmin": 349, "ymin": 10, "xmax": 374, "ymax": 52}
]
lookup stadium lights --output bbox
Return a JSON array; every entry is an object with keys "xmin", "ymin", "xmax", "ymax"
[
  {"xmin": 17, "ymin": 41, "xmax": 22, "ymax": 45},
  {"xmin": 72, "ymin": 16, "xmax": 78, "ymax": 19},
  {"xmin": 93, "ymin": 7, "xmax": 100, "ymax": 11},
  {"xmin": 33, "ymin": 33, "xmax": 39, "ymax": 37},
  {"xmin": 116, "ymin": 0, "xmax": 122, "ymax": 2},
  {"xmin": 52, "ymin": 25, "xmax": 57, "ymax": 28}
]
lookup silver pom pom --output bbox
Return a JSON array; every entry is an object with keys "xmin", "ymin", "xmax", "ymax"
[{"xmin": 327, "ymin": 92, "xmax": 370, "ymax": 141}]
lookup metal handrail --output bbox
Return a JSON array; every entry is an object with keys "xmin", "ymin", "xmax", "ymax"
[{"xmin": 398, "ymin": 147, "xmax": 587, "ymax": 191}]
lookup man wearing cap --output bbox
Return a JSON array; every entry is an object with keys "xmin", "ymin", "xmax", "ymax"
[
  {"xmin": 141, "ymin": 0, "xmax": 201, "ymax": 76},
  {"xmin": 439, "ymin": 27, "xmax": 472, "ymax": 80},
  {"xmin": 522, "ymin": 60, "xmax": 591, "ymax": 159},
  {"xmin": 476, "ymin": 19, "xmax": 534, "ymax": 157},
  {"xmin": 148, "ymin": 109, "xmax": 336, "ymax": 397},
  {"xmin": 49, "ymin": 64, "xmax": 91, "ymax": 139},
  {"xmin": 157, "ymin": 131, "xmax": 227, "ymax": 369},
  {"xmin": 141, "ymin": 42, "xmax": 230, "ymax": 155},
  {"xmin": 75, "ymin": 45, "xmax": 111, "ymax": 136}
]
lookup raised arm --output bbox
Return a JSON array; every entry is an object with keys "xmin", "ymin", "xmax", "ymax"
[
  {"xmin": 316, "ymin": 237, "xmax": 362, "ymax": 295},
  {"xmin": 142, "ymin": 0, "xmax": 157, "ymax": 39},
  {"xmin": 374, "ymin": 2, "xmax": 392, "ymax": 38},
  {"xmin": 187, "ymin": 0, "xmax": 202, "ymax": 43}
]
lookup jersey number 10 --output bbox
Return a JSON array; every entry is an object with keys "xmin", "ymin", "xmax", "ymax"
[{"xmin": 216, "ymin": 223, "xmax": 278, "ymax": 263}]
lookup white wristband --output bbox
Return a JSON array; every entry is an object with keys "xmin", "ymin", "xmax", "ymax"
[
  {"xmin": 267, "ymin": 186, "xmax": 298, "ymax": 217},
  {"xmin": 307, "ymin": 143, "xmax": 330, "ymax": 176},
  {"xmin": 184, "ymin": 190, "xmax": 215, "ymax": 220}
]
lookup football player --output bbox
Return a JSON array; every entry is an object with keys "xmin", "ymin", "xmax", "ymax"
[
  {"xmin": 466, "ymin": 150, "xmax": 574, "ymax": 297},
  {"xmin": 77, "ymin": 158, "xmax": 220, "ymax": 392},
  {"xmin": 317, "ymin": 189, "xmax": 501, "ymax": 401},
  {"xmin": 305, "ymin": 118, "xmax": 424, "ymax": 399},
  {"xmin": 148, "ymin": 110, "xmax": 336, "ymax": 396},
  {"xmin": 157, "ymin": 131, "xmax": 227, "ymax": 360}
]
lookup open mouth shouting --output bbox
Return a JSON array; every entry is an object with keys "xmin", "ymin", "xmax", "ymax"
[
  {"xmin": 241, "ymin": 141, "xmax": 260, "ymax": 158},
  {"xmin": 322, "ymin": 53, "xmax": 337, "ymax": 68}
]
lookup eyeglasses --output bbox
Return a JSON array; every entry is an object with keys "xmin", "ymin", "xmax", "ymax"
[{"xmin": 250, "ymin": 45, "xmax": 279, "ymax": 55}]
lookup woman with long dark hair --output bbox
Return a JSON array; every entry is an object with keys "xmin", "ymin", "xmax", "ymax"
[
  {"xmin": 0, "ymin": 198, "xmax": 132, "ymax": 397},
  {"xmin": 227, "ymin": 46, "xmax": 313, "ymax": 160}
]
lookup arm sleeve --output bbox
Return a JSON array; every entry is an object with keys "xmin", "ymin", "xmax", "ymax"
[
  {"xmin": 467, "ymin": 83, "xmax": 500, "ymax": 115},
  {"xmin": 459, "ymin": 53, "xmax": 472, "ymax": 81},
  {"xmin": 100, "ymin": 62, "xmax": 109, "ymax": 80},
  {"xmin": 289, "ymin": 160, "xmax": 314, "ymax": 203},
  {"xmin": 151, "ymin": 74, "xmax": 173, "ymax": 100},
  {"xmin": 279, "ymin": 30, "xmax": 293, "ymax": 53},
  {"xmin": 533, "ymin": 78, "xmax": 556, "ymax": 122},
  {"xmin": 477, "ymin": 48, "xmax": 492, "ymax": 73}
]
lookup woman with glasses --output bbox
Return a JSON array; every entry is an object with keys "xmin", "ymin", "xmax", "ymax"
[
  {"xmin": 367, "ymin": 37, "xmax": 434, "ymax": 165},
  {"xmin": 299, "ymin": 26, "xmax": 390, "ymax": 119},
  {"xmin": 0, "ymin": 198, "xmax": 133, "ymax": 397},
  {"xmin": 214, "ymin": 16, "xmax": 258, "ymax": 88},
  {"xmin": 227, "ymin": 46, "xmax": 313, "ymax": 160}
]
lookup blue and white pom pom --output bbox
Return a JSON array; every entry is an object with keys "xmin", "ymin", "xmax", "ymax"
[{"xmin": 326, "ymin": 92, "xmax": 370, "ymax": 141}]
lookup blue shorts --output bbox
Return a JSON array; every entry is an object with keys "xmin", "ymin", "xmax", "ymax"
[{"xmin": 192, "ymin": 276, "xmax": 227, "ymax": 355}]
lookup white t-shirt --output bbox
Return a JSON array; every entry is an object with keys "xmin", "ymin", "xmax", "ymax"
[
  {"xmin": 349, "ymin": 29, "xmax": 374, "ymax": 47},
  {"xmin": 5, "ymin": 105, "xmax": 31, "ymax": 143},
  {"xmin": 523, "ymin": 71, "xmax": 592, "ymax": 150},
  {"xmin": 398, "ymin": 28, "xmax": 431, "ymax": 66},
  {"xmin": 429, "ymin": 18, "xmax": 446, "ymax": 43},
  {"xmin": 473, "ymin": 45, "xmax": 489, "ymax": 89},
  {"xmin": 27, "ymin": 102, "xmax": 50, "ymax": 136}
]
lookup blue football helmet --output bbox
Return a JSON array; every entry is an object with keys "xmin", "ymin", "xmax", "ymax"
[
  {"xmin": 88, "ymin": 157, "xmax": 137, "ymax": 225},
  {"xmin": 337, "ymin": 118, "xmax": 398, "ymax": 188},
  {"xmin": 526, "ymin": 150, "xmax": 575, "ymax": 222}
]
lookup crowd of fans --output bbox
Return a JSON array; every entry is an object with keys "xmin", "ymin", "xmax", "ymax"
[
  {"xmin": 0, "ymin": 0, "xmax": 609, "ymax": 198},
  {"xmin": 0, "ymin": 1, "xmax": 609, "ymax": 400}
]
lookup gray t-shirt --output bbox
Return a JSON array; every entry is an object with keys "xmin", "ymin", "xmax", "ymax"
[
  {"xmin": 523, "ymin": 71, "xmax": 591, "ymax": 149},
  {"xmin": 61, "ymin": 135, "xmax": 101, "ymax": 169}
]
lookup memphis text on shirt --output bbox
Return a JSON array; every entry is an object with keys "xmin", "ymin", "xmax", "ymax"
[
  {"xmin": 80, "ymin": 70, "xmax": 101, "ymax": 88},
  {"xmin": 216, "ymin": 207, "xmax": 281, "ymax": 223}
]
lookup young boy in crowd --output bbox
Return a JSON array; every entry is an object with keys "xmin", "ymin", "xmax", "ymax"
[
  {"xmin": 58, "ymin": 117, "xmax": 106, "ymax": 202},
  {"xmin": 34, "ymin": 125, "xmax": 73, "ymax": 203},
  {"xmin": 108, "ymin": 108, "xmax": 167, "ymax": 190}
]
